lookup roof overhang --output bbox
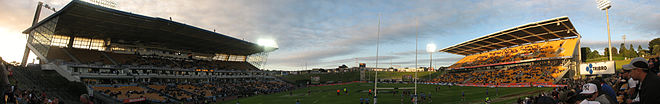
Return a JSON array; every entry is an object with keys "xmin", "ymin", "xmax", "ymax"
[
  {"xmin": 439, "ymin": 16, "xmax": 579, "ymax": 56},
  {"xmin": 23, "ymin": 0, "xmax": 270, "ymax": 55}
]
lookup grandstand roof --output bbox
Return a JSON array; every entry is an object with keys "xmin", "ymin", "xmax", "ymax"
[
  {"xmin": 439, "ymin": 16, "xmax": 579, "ymax": 56},
  {"xmin": 23, "ymin": 0, "xmax": 269, "ymax": 55}
]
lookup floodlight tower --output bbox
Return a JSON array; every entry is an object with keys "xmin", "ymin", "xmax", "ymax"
[
  {"xmin": 426, "ymin": 43, "xmax": 436, "ymax": 80},
  {"xmin": 595, "ymin": 0, "xmax": 612, "ymax": 61},
  {"xmin": 426, "ymin": 43, "xmax": 436, "ymax": 71},
  {"xmin": 257, "ymin": 39, "xmax": 278, "ymax": 70}
]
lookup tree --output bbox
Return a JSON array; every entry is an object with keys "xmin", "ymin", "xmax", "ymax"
[
  {"xmin": 629, "ymin": 44, "xmax": 638, "ymax": 57},
  {"xmin": 589, "ymin": 50, "xmax": 601, "ymax": 59},
  {"xmin": 654, "ymin": 45, "xmax": 660, "ymax": 56},
  {"xmin": 605, "ymin": 47, "xmax": 619, "ymax": 57},
  {"xmin": 649, "ymin": 38, "xmax": 660, "ymax": 55},
  {"xmin": 620, "ymin": 43, "xmax": 628, "ymax": 57},
  {"xmin": 638, "ymin": 45, "xmax": 647, "ymax": 57},
  {"xmin": 583, "ymin": 47, "xmax": 600, "ymax": 59},
  {"xmin": 584, "ymin": 47, "xmax": 591, "ymax": 56}
]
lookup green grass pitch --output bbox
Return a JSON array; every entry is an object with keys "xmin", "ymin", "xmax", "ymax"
[{"xmin": 219, "ymin": 83, "xmax": 552, "ymax": 104}]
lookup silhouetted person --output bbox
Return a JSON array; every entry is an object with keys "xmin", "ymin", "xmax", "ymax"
[{"xmin": 0, "ymin": 57, "xmax": 8, "ymax": 104}]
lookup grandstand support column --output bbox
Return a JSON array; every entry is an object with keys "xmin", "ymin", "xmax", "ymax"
[
  {"xmin": 576, "ymin": 36, "xmax": 582, "ymax": 76},
  {"xmin": 22, "ymin": 2, "xmax": 44, "ymax": 66},
  {"xmin": 20, "ymin": 46, "xmax": 30, "ymax": 66}
]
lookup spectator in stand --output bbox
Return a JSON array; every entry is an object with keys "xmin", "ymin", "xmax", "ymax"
[
  {"xmin": 593, "ymin": 77, "xmax": 617, "ymax": 103},
  {"xmin": 579, "ymin": 83, "xmax": 601, "ymax": 104},
  {"xmin": 80, "ymin": 94, "xmax": 94, "ymax": 104},
  {"xmin": 624, "ymin": 57, "xmax": 660, "ymax": 103},
  {"xmin": 589, "ymin": 80, "xmax": 616, "ymax": 104},
  {"xmin": 647, "ymin": 57, "xmax": 659, "ymax": 76},
  {"xmin": 0, "ymin": 57, "xmax": 8, "ymax": 104},
  {"xmin": 623, "ymin": 64, "xmax": 641, "ymax": 103}
]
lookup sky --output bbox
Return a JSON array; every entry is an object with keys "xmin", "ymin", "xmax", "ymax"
[{"xmin": 0, "ymin": 0, "xmax": 658, "ymax": 71}]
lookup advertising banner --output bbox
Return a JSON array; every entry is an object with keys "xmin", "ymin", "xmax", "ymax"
[{"xmin": 579, "ymin": 61, "xmax": 615, "ymax": 75}]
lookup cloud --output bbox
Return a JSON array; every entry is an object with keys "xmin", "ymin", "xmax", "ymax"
[
  {"xmin": 380, "ymin": 56, "xmax": 464, "ymax": 68},
  {"xmin": 1, "ymin": 0, "xmax": 659, "ymax": 71},
  {"xmin": 392, "ymin": 50, "xmax": 425, "ymax": 56},
  {"xmin": 328, "ymin": 55, "xmax": 400, "ymax": 63}
]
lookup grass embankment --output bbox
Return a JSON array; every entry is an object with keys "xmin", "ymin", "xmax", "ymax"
[
  {"xmin": 584, "ymin": 56, "xmax": 631, "ymax": 70},
  {"xmin": 281, "ymin": 71, "xmax": 361, "ymax": 85}
]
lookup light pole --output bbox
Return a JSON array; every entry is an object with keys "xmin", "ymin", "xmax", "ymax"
[
  {"xmin": 596, "ymin": 0, "xmax": 612, "ymax": 61},
  {"xmin": 373, "ymin": 13, "xmax": 381, "ymax": 104},
  {"xmin": 413, "ymin": 18, "xmax": 420, "ymax": 104}
]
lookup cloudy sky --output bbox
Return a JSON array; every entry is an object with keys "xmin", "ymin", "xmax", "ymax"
[{"xmin": 0, "ymin": 0, "xmax": 658, "ymax": 71}]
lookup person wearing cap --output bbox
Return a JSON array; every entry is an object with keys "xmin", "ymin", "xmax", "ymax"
[
  {"xmin": 580, "ymin": 83, "xmax": 601, "ymax": 104},
  {"xmin": 622, "ymin": 64, "xmax": 640, "ymax": 104},
  {"xmin": 624, "ymin": 57, "xmax": 660, "ymax": 103}
]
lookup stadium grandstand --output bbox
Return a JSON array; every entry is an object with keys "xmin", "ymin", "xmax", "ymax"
[
  {"xmin": 17, "ymin": 0, "xmax": 289, "ymax": 103},
  {"xmin": 434, "ymin": 16, "xmax": 581, "ymax": 87}
]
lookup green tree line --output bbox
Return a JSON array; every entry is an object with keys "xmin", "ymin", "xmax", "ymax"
[{"xmin": 586, "ymin": 37, "xmax": 660, "ymax": 59}]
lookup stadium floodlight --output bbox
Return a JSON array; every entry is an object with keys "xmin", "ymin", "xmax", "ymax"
[
  {"xmin": 595, "ymin": 0, "xmax": 612, "ymax": 61},
  {"xmin": 426, "ymin": 43, "xmax": 436, "ymax": 73},
  {"xmin": 426, "ymin": 43, "xmax": 436, "ymax": 53},
  {"xmin": 257, "ymin": 39, "xmax": 278, "ymax": 48},
  {"xmin": 596, "ymin": 0, "xmax": 611, "ymax": 10}
]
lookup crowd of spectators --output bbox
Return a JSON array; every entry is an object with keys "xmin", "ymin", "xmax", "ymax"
[
  {"xmin": 49, "ymin": 47, "xmax": 258, "ymax": 71},
  {"xmin": 132, "ymin": 55, "xmax": 256, "ymax": 71},
  {"xmin": 89, "ymin": 79, "xmax": 293, "ymax": 103},
  {"xmin": 1, "ymin": 57, "xmax": 67, "ymax": 104},
  {"xmin": 517, "ymin": 57, "xmax": 660, "ymax": 104},
  {"xmin": 451, "ymin": 39, "xmax": 571, "ymax": 68},
  {"xmin": 435, "ymin": 60, "xmax": 564, "ymax": 84}
]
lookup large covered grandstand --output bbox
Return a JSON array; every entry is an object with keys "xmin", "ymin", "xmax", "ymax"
[
  {"xmin": 435, "ymin": 16, "xmax": 581, "ymax": 86},
  {"xmin": 19, "ymin": 0, "xmax": 286, "ymax": 103}
]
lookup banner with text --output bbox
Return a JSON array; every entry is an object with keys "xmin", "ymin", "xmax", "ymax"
[{"xmin": 579, "ymin": 61, "xmax": 615, "ymax": 75}]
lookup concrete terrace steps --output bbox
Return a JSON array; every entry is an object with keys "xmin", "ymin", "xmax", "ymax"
[{"xmin": 12, "ymin": 66, "xmax": 87, "ymax": 103}]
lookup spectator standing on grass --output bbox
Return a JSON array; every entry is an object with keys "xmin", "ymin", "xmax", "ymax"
[
  {"xmin": 462, "ymin": 91, "xmax": 465, "ymax": 101},
  {"xmin": 369, "ymin": 89, "xmax": 372, "ymax": 96},
  {"xmin": 360, "ymin": 97, "xmax": 364, "ymax": 104},
  {"xmin": 624, "ymin": 57, "xmax": 660, "ymax": 103},
  {"xmin": 486, "ymin": 88, "xmax": 489, "ymax": 97}
]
